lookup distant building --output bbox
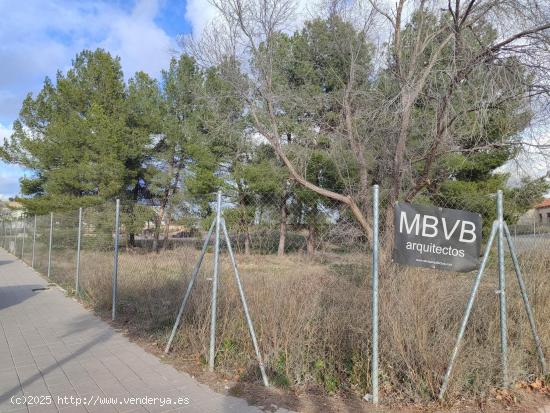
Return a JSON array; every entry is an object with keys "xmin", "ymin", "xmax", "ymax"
[
  {"xmin": 535, "ymin": 198, "xmax": 550, "ymax": 225},
  {"xmin": 0, "ymin": 201, "xmax": 24, "ymax": 220},
  {"xmin": 516, "ymin": 208, "xmax": 537, "ymax": 225}
]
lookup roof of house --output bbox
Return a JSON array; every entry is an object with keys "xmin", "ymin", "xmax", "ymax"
[{"xmin": 535, "ymin": 198, "xmax": 550, "ymax": 209}]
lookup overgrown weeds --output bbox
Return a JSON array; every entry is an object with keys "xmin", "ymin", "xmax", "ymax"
[{"xmin": 36, "ymin": 244, "xmax": 550, "ymax": 405}]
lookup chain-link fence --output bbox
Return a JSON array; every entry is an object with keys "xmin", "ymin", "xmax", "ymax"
[{"xmin": 0, "ymin": 189, "xmax": 549, "ymax": 404}]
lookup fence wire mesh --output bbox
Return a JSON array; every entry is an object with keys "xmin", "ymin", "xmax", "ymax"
[{"xmin": 0, "ymin": 188, "xmax": 549, "ymax": 403}]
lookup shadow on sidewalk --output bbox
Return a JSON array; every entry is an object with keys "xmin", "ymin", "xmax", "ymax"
[{"xmin": 0, "ymin": 284, "xmax": 49, "ymax": 311}]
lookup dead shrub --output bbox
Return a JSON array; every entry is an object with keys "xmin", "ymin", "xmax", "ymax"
[{"xmin": 36, "ymin": 243, "xmax": 550, "ymax": 404}]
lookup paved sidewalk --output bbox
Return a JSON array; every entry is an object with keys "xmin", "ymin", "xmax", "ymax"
[{"xmin": 0, "ymin": 249, "xmax": 290, "ymax": 413}]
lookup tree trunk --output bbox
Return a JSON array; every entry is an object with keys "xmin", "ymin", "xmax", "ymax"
[
  {"xmin": 163, "ymin": 162, "xmax": 183, "ymax": 250},
  {"xmin": 129, "ymin": 179, "xmax": 139, "ymax": 248},
  {"xmin": 244, "ymin": 231, "xmax": 251, "ymax": 255},
  {"xmin": 161, "ymin": 208, "xmax": 172, "ymax": 251},
  {"xmin": 152, "ymin": 215, "xmax": 161, "ymax": 253},
  {"xmin": 277, "ymin": 198, "xmax": 287, "ymax": 256},
  {"xmin": 237, "ymin": 190, "xmax": 252, "ymax": 255},
  {"xmin": 306, "ymin": 223, "xmax": 316, "ymax": 256},
  {"xmin": 156, "ymin": 157, "xmax": 182, "ymax": 253}
]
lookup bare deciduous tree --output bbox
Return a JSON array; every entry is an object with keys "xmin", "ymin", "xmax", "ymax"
[{"xmin": 189, "ymin": 0, "xmax": 550, "ymax": 262}]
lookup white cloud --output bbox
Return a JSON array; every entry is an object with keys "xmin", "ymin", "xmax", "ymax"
[
  {"xmin": 0, "ymin": 123, "xmax": 23, "ymax": 198},
  {"xmin": 99, "ymin": 0, "xmax": 175, "ymax": 78},
  {"xmin": 498, "ymin": 129, "xmax": 550, "ymax": 187},
  {"xmin": 183, "ymin": 0, "xmax": 313, "ymax": 39},
  {"xmin": 0, "ymin": 163, "xmax": 24, "ymax": 199},
  {"xmin": 0, "ymin": 0, "xmax": 175, "ymax": 125},
  {"xmin": 0, "ymin": 123, "xmax": 12, "ymax": 145},
  {"xmin": 184, "ymin": 0, "xmax": 219, "ymax": 38}
]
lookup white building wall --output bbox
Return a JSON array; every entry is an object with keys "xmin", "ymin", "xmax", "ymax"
[{"xmin": 536, "ymin": 206, "xmax": 550, "ymax": 224}]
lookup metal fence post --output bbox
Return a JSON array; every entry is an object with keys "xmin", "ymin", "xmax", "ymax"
[
  {"xmin": 112, "ymin": 199, "xmax": 120, "ymax": 321},
  {"xmin": 76, "ymin": 207, "xmax": 83, "ymax": 295},
  {"xmin": 10, "ymin": 221, "xmax": 13, "ymax": 251},
  {"xmin": 11, "ymin": 221, "xmax": 15, "ymax": 253},
  {"xmin": 439, "ymin": 221, "xmax": 498, "ymax": 399},
  {"xmin": 32, "ymin": 215, "xmax": 36, "ymax": 268},
  {"xmin": 13, "ymin": 219, "xmax": 17, "ymax": 255},
  {"xmin": 47, "ymin": 212, "xmax": 53, "ymax": 278},
  {"xmin": 221, "ymin": 218, "xmax": 269, "ymax": 387},
  {"xmin": 503, "ymin": 222, "xmax": 547, "ymax": 374},
  {"xmin": 21, "ymin": 217, "xmax": 26, "ymax": 259},
  {"xmin": 8, "ymin": 220, "xmax": 12, "ymax": 251},
  {"xmin": 371, "ymin": 184, "xmax": 380, "ymax": 404},
  {"xmin": 497, "ymin": 190, "xmax": 509, "ymax": 386},
  {"xmin": 208, "ymin": 191, "xmax": 222, "ymax": 371},
  {"xmin": 165, "ymin": 220, "xmax": 216, "ymax": 354}
]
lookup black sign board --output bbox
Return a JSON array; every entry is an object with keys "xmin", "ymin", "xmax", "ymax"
[{"xmin": 393, "ymin": 203, "xmax": 482, "ymax": 272}]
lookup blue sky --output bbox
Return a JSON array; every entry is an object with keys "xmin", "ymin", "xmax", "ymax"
[{"xmin": 0, "ymin": 0, "xmax": 218, "ymax": 199}]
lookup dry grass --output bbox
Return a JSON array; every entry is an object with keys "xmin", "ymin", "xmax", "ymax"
[{"xmin": 28, "ymin": 242, "xmax": 550, "ymax": 405}]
